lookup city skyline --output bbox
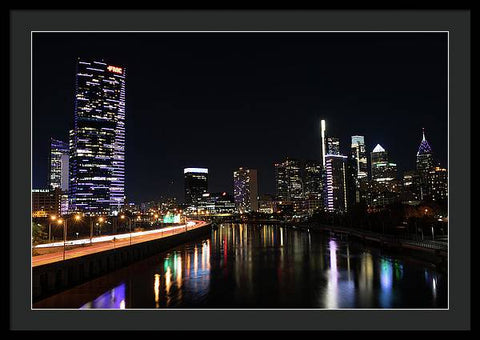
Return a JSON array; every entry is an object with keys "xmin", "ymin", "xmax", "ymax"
[{"xmin": 33, "ymin": 32, "xmax": 448, "ymax": 203}]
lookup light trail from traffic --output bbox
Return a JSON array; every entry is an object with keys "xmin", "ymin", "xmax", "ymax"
[{"xmin": 32, "ymin": 220, "xmax": 206, "ymax": 267}]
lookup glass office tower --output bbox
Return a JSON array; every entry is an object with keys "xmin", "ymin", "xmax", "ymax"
[
  {"xmin": 48, "ymin": 138, "xmax": 69, "ymax": 191},
  {"xmin": 351, "ymin": 135, "xmax": 368, "ymax": 179},
  {"xmin": 304, "ymin": 160, "xmax": 322, "ymax": 200},
  {"xmin": 184, "ymin": 168, "xmax": 209, "ymax": 205},
  {"xmin": 69, "ymin": 59, "xmax": 126, "ymax": 215},
  {"xmin": 233, "ymin": 168, "xmax": 259, "ymax": 213},
  {"xmin": 274, "ymin": 158, "xmax": 304, "ymax": 201}
]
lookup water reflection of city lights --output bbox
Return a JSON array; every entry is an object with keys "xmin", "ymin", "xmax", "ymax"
[
  {"xmin": 324, "ymin": 239, "xmax": 338, "ymax": 309},
  {"xmin": 379, "ymin": 258, "xmax": 393, "ymax": 308},
  {"xmin": 194, "ymin": 245, "xmax": 198, "ymax": 275},
  {"xmin": 80, "ymin": 283, "xmax": 126, "ymax": 309},
  {"xmin": 154, "ymin": 274, "xmax": 160, "ymax": 308},
  {"xmin": 165, "ymin": 266, "xmax": 172, "ymax": 294},
  {"xmin": 177, "ymin": 256, "xmax": 182, "ymax": 287}
]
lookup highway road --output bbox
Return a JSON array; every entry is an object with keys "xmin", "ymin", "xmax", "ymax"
[{"xmin": 32, "ymin": 220, "xmax": 208, "ymax": 267}]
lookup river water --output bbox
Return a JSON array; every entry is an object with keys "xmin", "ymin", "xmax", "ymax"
[{"xmin": 33, "ymin": 223, "xmax": 447, "ymax": 309}]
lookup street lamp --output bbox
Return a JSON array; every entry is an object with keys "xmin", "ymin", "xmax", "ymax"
[
  {"xmin": 98, "ymin": 216, "xmax": 105, "ymax": 236},
  {"xmin": 59, "ymin": 214, "xmax": 82, "ymax": 261},
  {"xmin": 48, "ymin": 215, "xmax": 57, "ymax": 242},
  {"xmin": 120, "ymin": 214, "xmax": 132, "ymax": 246}
]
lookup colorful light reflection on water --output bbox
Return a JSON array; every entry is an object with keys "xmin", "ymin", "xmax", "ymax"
[
  {"xmin": 35, "ymin": 223, "xmax": 446, "ymax": 309},
  {"xmin": 80, "ymin": 282, "xmax": 126, "ymax": 309}
]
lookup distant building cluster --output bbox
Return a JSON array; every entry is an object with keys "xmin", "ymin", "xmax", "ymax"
[
  {"xmin": 179, "ymin": 121, "xmax": 447, "ymax": 218},
  {"xmin": 33, "ymin": 59, "xmax": 447, "ymax": 220}
]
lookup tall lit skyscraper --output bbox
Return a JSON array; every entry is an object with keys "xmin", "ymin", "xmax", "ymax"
[
  {"xmin": 323, "ymin": 154, "xmax": 348, "ymax": 212},
  {"xmin": 416, "ymin": 128, "xmax": 434, "ymax": 174},
  {"xmin": 416, "ymin": 128, "xmax": 434, "ymax": 200},
  {"xmin": 428, "ymin": 166, "xmax": 448, "ymax": 201},
  {"xmin": 274, "ymin": 158, "xmax": 303, "ymax": 201},
  {"xmin": 69, "ymin": 59, "xmax": 126, "ymax": 215},
  {"xmin": 48, "ymin": 138, "xmax": 69, "ymax": 191},
  {"xmin": 233, "ymin": 167, "xmax": 258, "ymax": 213},
  {"xmin": 184, "ymin": 168, "xmax": 209, "ymax": 205},
  {"xmin": 351, "ymin": 136, "xmax": 368, "ymax": 179},
  {"xmin": 370, "ymin": 144, "xmax": 397, "ymax": 190},
  {"xmin": 304, "ymin": 160, "xmax": 322, "ymax": 200},
  {"xmin": 326, "ymin": 137, "xmax": 340, "ymax": 155}
]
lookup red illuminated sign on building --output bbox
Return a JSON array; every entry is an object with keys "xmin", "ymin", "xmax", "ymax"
[{"xmin": 107, "ymin": 65, "xmax": 123, "ymax": 74}]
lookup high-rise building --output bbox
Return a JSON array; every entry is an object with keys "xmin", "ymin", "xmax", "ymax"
[
  {"xmin": 326, "ymin": 137, "xmax": 340, "ymax": 155},
  {"xmin": 303, "ymin": 160, "xmax": 322, "ymax": 200},
  {"xmin": 351, "ymin": 136, "xmax": 368, "ymax": 179},
  {"xmin": 428, "ymin": 166, "xmax": 448, "ymax": 201},
  {"xmin": 370, "ymin": 144, "xmax": 399, "ymax": 205},
  {"xmin": 351, "ymin": 136, "xmax": 368, "ymax": 203},
  {"xmin": 346, "ymin": 157, "xmax": 359, "ymax": 208},
  {"xmin": 402, "ymin": 170, "xmax": 422, "ymax": 201},
  {"xmin": 184, "ymin": 168, "xmax": 208, "ymax": 205},
  {"xmin": 233, "ymin": 167, "xmax": 258, "ymax": 213},
  {"xmin": 370, "ymin": 144, "xmax": 397, "ymax": 183},
  {"xmin": 416, "ymin": 128, "xmax": 435, "ymax": 200},
  {"xmin": 323, "ymin": 154, "xmax": 348, "ymax": 212},
  {"xmin": 274, "ymin": 158, "xmax": 303, "ymax": 201},
  {"xmin": 48, "ymin": 138, "xmax": 69, "ymax": 191},
  {"xmin": 69, "ymin": 59, "xmax": 126, "ymax": 215}
]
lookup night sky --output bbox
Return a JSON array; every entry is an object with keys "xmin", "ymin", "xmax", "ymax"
[{"xmin": 33, "ymin": 33, "xmax": 448, "ymax": 204}]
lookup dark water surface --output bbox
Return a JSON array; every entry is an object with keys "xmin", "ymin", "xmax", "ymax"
[{"xmin": 34, "ymin": 223, "xmax": 447, "ymax": 309}]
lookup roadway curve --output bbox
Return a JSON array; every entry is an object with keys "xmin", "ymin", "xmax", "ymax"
[{"xmin": 32, "ymin": 220, "xmax": 207, "ymax": 267}]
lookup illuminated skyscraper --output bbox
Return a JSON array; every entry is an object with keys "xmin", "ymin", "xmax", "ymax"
[
  {"xmin": 48, "ymin": 138, "xmax": 69, "ymax": 191},
  {"xmin": 326, "ymin": 137, "xmax": 340, "ymax": 155},
  {"xmin": 69, "ymin": 59, "xmax": 126, "ymax": 215},
  {"xmin": 351, "ymin": 136, "xmax": 368, "ymax": 180},
  {"xmin": 370, "ymin": 144, "xmax": 397, "ymax": 184},
  {"xmin": 323, "ymin": 154, "xmax": 348, "ymax": 212},
  {"xmin": 274, "ymin": 158, "xmax": 303, "ymax": 201},
  {"xmin": 416, "ymin": 128, "xmax": 435, "ymax": 200},
  {"xmin": 402, "ymin": 170, "xmax": 421, "ymax": 201},
  {"xmin": 304, "ymin": 160, "xmax": 322, "ymax": 200},
  {"xmin": 233, "ymin": 168, "xmax": 258, "ymax": 213},
  {"xmin": 184, "ymin": 168, "xmax": 209, "ymax": 205},
  {"xmin": 428, "ymin": 166, "xmax": 448, "ymax": 201}
]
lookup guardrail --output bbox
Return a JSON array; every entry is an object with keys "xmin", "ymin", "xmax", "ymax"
[{"xmin": 319, "ymin": 224, "xmax": 448, "ymax": 252}]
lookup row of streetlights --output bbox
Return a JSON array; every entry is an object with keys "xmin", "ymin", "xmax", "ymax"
[{"xmin": 47, "ymin": 213, "xmax": 134, "ymax": 261}]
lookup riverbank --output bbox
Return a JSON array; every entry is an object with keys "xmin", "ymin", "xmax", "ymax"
[{"xmin": 280, "ymin": 221, "xmax": 448, "ymax": 271}]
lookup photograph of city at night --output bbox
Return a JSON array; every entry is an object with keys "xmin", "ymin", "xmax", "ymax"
[{"xmin": 31, "ymin": 32, "xmax": 448, "ymax": 309}]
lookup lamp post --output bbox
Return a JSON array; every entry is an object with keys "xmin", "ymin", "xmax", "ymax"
[
  {"xmin": 89, "ymin": 217, "xmax": 94, "ymax": 244},
  {"xmin": 120, "ymin": 214, "xmax": 132, "ymax": 246},
  {"xmin": 48, "ymin": 215, "xmax": 57, "ymax": 242},
  {"xmin": 98, "ymin": 216, "xmax": 105, "ymax": 236},
  {"xmin": 60, "ymin": 214, "xmax": 82, "ymax": 261}
]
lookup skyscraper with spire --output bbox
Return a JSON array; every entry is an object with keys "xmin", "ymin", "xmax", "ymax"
[
  {"xmin": 416, "ymin": 128, "xmax": 434, "ymax": 200},
  {"xmin": 416, "ymin": 128, "xmax": 434, "ymax": 175}
]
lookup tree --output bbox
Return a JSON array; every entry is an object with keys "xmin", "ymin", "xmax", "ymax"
[{"xmin": 32, "ymin": 221, "xmax": 47, "ymax": 244}]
